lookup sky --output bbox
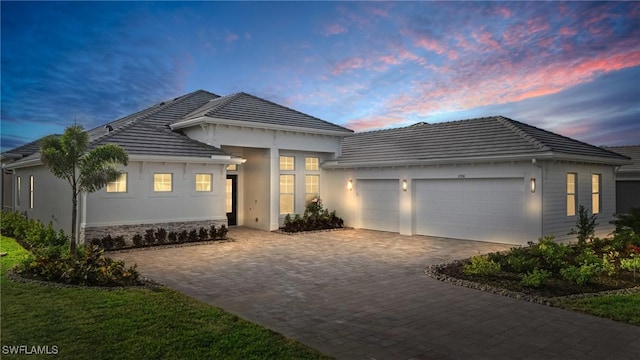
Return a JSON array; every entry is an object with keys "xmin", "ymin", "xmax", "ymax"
[{"xmin": 1, "ymin": 1, "xmax": 639, "ymax": 153}]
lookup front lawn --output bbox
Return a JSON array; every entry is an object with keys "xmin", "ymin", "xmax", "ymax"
[
  {"xmin": 0, "ymin": 236, "xmax": 331, "ymax": 359},
  {"xmin": 559, "ymin": 293, "xmax": 640, "ymax": 326}
]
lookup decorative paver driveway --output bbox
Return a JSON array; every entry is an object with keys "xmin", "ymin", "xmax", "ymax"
[{"xmin": 113, "ymin": 228, "xmax": 640, "ymax": 359}]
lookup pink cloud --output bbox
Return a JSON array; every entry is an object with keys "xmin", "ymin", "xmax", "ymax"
[
  {"xmin": 323, "ymin": 23, "xmax": 348, "ymax": 36},
  {"xmin": 332, "ymin": 57, "xmax": 365, "ymax": 75},
  {"xmin": 559, "ymin": 27, "xmax": 577, "ymax": 36},
  {"xmin": 345, "ymin": 114, "xmax": 407, "ymax": 131}
]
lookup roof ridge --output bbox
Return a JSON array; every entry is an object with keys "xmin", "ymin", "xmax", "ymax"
[
  {"xmin": 238, "ymin": 92, "xmax": 353, "ymax": 132},
  {"xmin": 496, "ymin": 116, "xmax": 551, "ymax": 151},
  {"xmin": 143, "ymin": 122, "xmax": 231, "ymax": 154},
  {"xmin": 90, "ymin": 90, "xmax": 215, "ymax": 144}
]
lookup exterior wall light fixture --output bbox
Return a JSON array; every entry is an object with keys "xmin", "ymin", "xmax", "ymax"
[
  {"xmin": 402, "ymin": 179, "xmax": 408, "ymax": 192},
  {"xmin": 347, "ymin": 179, "xmax": 353, "ymax": 191},
  {"xmin": 530, "ymin": 178, "xmax": 536, "ymax": 193}
]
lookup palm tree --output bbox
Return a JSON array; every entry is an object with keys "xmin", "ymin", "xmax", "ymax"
[{"xmin": 40, "ymin": 125, "xmax": 128, "ymax": 257}]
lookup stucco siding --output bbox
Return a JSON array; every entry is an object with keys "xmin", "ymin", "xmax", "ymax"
[
  {"xmin": 12, "ymin": 165, "xmax": 73, "ymax": 234},
  {"xmin": 324, "ymin": 161, "xmax": 542, "ymax": 245},
  {"xmin": 541, "ymin": 161, "xmax": 616, "ymax": 243},
  {"xmin": 85, "ymin": 161, "xmax": 227, "ymax": 228}
]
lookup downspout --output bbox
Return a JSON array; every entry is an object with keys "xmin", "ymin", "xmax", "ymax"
[{"xmin": 532, "ymin": 158, "xmax": 543, "ymax": 238}]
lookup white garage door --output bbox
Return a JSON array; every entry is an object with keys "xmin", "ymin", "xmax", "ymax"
[
  {"xmin": 415, "ymin": 178, "xmax": 525, "ymax": 243},
  {"xmin": 358, "ymin": 180, "xmax": 399, "ymax": 232}
]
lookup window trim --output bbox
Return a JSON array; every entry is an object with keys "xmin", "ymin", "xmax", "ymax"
[
  {"xmin": 29, "ymin": 175, "xmax": 34, "ymax": 209},
  {"xmin": 305, "ymin": 174, "xmax": 320, "ymax": 202},
  {"xmin": 566, "ymin": 173, "xmax": 577, "ymax": 216},
  {"xmin": 195, "ymin": 173, "xmax": 213, "ymax": 192},
  {"xmin": 153, "ymin": 173, "xmax": 173, "ymax": 193},
  {"xmin": 279, "ymin": 156, "xmax": 295, "ymax": 171},
  {"xmin": 279, "ymin": 174, "xmax": 295, "ymax": 214},
  {"xmin": 106, "ymin": 173, "xmax": 128, "ymax": 193},
  {"xmin": 591, "ymin": 173, "xmax": 601, "ymax": 215},
  {"xmin": 305, "ymin": 157, "xmax": 319, "ymax": 171},
  {"xmin": 16, "ymin": 176, "xmax": 21, "ymax": 207}
]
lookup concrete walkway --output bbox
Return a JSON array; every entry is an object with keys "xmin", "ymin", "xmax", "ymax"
[{"xmin": 113, "ymin": 227, "xmax": 640, "ymax": 359}]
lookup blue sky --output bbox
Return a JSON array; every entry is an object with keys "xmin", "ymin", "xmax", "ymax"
[{"xmin": 2, "ymin": 1, "xmax": 639, "ymax": 152}]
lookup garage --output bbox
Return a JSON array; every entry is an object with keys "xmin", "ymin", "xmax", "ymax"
[
  {"xmin": 358, "ymin": 179, "xmax": 399, "ymax": 232},
  {"xmin": 414, "ymin": 178, "xmax": 526, "ymax": 243}
]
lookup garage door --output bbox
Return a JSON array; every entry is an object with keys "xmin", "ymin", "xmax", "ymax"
[
  {"xmin": 415, "ymin": 178, "xmax": 525, "ymax": 243},
  {"xmin": 358, "ymin": 180, "xmax": 399, "ymax": 232}
]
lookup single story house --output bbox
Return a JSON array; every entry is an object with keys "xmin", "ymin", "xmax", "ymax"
[
  {"xmin": 1, "ymin": 89, "xmax": 632, "ymax": 245},
  {"xmin": 605, "ymin": 145, "xmax": 640, "ymax": 214}
]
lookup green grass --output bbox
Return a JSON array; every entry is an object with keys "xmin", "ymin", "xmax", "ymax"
[
  {"xmin": 0, "ymin": 236, "xmax": 332, "ymax": 359},
  {"xmin": 558, "ymin": 293, "xmax": 640, "ymax": 326}
]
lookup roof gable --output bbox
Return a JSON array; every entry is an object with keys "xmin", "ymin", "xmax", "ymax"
[
  {"xmin": 333, "ymin": 116, "xmax": 630, "ymax": 167},
  {"xmin": 177, "ymin": 92, "xmax": 353, "ymax": 134},
  {"xmin": 606, "ymin": 145, "xmax": 640, "ymax": 172}
]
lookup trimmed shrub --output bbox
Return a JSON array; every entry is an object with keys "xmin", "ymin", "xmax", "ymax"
[
  {"xmin": 144, "ymin": 229, "xmax": 155, "ymax": 246},
  {"xmin": 198, "ymin": 227, "xmax": 209, "ymax": 241},
  {"xmin": 188, "ymin": 229, "xmax": 198, "ymax": 242},
  {"xmin": 217, "ymin": 225, "xmax": 228, "ymax": 239},
  {"xmin": 209, "ymin": 225, "xmax": 217, "ymax": 240},
  {"xmin": 168, "ymin": 231, "xmax": 177, "ymax": 243},
  {"xmin": 178, "ymin": 230, "xmax": 188, "ymax": 243},
  {"xmin": 520, "ymin": 268, "xmax": 551, "ymax": 288},
  {"xmin": 155, "ymin": 228, "xmax": 167, "ymax": 244},
  {"xmin": 560, "ymin": 263, "xmax": 601, "ymax": 285},
  {"xmin": 463, "ymin": 255, "xmax": 501, "ymax": 276},
  {"xmin": 132, "ymin": 234, "xmax": 144, "ymax": 247}
]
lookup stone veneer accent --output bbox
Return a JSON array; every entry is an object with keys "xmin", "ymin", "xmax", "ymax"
[{"xmin": 80, "ymin": 219, "xmax": 228, "ymax": 245}]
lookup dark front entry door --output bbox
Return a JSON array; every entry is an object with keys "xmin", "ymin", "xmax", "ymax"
[{"xmin": 226, "ymin": 175, "xmax": 238, "ymax": 226}]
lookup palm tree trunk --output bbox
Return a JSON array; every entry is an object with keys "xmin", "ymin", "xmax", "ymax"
[{"xmin": 70, "ymin": 190, "xmax": 78, "ymax": 258}]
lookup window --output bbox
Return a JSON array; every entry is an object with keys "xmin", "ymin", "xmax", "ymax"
[
  {"xmin": 305, "ymin": 175, "xmax": 319, "ymax": 201},
  {"xmin": 226, "ymin": 179, "xmax": 233, "ymax": 213},
  {"xmin": 279, "ymin": 156, "xmax": 294, "ymax": 171},
  {"xmin": 226, "ymin": 164, "xmax": 237, "ymax": 171},
  {"xmin": 29, "ymin": 176, "xmax": 34, "ymax": 209},
  {"xmin": 567, "ymin": 173, "xmax": 576, "ymax": 216},
  {"xmin": 195, "ymin": 173, "xmax": 212, "ymax": 192},
  {"xmin": 592, "ymin": 174, "xmax": 601, "ymax": 215},
  {"xmin": 280, "ymin": 175, "xmax": 294, "ymax": 214},
  {"xmin": 305, "ymin": 157, "xmax": 319, "ymax": 171},
  {"xmin": 154, "ymin": 173, "xmax": 173, "ymax": 192},
  {"xmin": 16, "ymin": 176, "xmax": 21, "ymax": 206},
  {"xmin": 106, "ymin": 173, "xmax": 127, "ymax": 193}
]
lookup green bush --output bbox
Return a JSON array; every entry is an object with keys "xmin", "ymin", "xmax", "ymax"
[
  {"xmin": 520, "ymin": 268, "xmax": 551, "ymax": 288},
  {"xmin": 217, "ymin": 225, "xmax": 228, "ymax": 239},
  {"xmin": 15, "ymin": 244, "xmax": 141, "ymax": 287},
  {"xmin": 569, "ymin": 205, "xmax": 598, "ymax": 245},
  {"xmin": 463, "ymin": 255, "xmax": 501, "ymax": 276},
  {"xmin": 0, "ymin": 211, "xmax": 68, "ymax": 249},
  {"xmin": 560, "ymin": 263, "xmax": 602, "ymax": 285},
  {"xmin": 282, "ymin": 198, "xmax": 344, "ymax": 233},
  {"xmin": 526, "ymin": 235, "xmax": 572, "ymax": 271}
]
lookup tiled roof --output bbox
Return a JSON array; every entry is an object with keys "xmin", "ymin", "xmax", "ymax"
[
  {"xmin": 333, "ymin": 116, "xmax": 630, "ymax": 167},
  {"xmin": 606, "ymin": 145, "xmax": 640, "ymax": 173},
  {"xmin": 4, "ymin": 90, "xmax": 227, "ymax": 163},
  {"xmin": 179, "ymin": 92, "xmax": 353, "ymax": 134}
]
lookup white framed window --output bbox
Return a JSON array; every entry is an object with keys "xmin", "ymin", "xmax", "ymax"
[
  {"xmin": 195, "ymin": 173, "xmax": 212, "ymax": 192},
  {"xmin": 280, "ymin": 174, "xmax": 294, "ymax": 214},
  {"xmin": 226, "ymin": 179, "xmax": 233, "ymax": 213},
  {"xmin": 592, "ymin": 174, "xmax": 601, "ymax": 215},
  {"xmin": 16, "ymin": 176, "xmax": 21, "ymax": 206},
  {"xmin": 305, "ymin": 157, "xmax": 319, "ymax": 171},
  {"xmin": 154, "ymin": 173, "xmax": 173, "ymax": 192},
  {"xmin": 29, "ymin": 175, "xmax": 34, "ymax": 209},
  {"xmin": 106, "ymin": 173, "xmax": 127, "ymax": 193},
  {"xmin": 280, "ymin": 156, "xmax": 294, "ymax": 171},
  {"xmin": 226, "ymin": 164, "xmax": 237, "ymax": 171},
  {"xmin": 567, "ymin": 173, "xmax": 576, "ymax": 216},
  {"xmin": 305, "ymin": 175, "xmax": 319, "ymax": 202}
]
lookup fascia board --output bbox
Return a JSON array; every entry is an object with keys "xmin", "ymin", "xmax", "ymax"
[
  {"xmin": 129, "ymin": 154, "xmax": 245, "ymax": 165},
  {"xmin": 172, "ymin": 116, "xmax": 354, "ymax": 137}
]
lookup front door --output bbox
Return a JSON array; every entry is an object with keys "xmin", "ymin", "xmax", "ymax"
[{"xmin": 226, "ymin": 175, "xmax": 238, "ymax": 226}]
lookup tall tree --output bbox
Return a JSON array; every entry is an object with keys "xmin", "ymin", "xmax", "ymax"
[{"xmin": 40, "ymin": 125, "xmax": 128, "ymax": 257}]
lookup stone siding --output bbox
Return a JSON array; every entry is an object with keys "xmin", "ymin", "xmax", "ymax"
[{"xmin": 80, "ymin": 219, "xmax": 228, "ymax": 244}]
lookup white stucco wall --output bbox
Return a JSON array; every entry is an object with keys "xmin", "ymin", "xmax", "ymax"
[
  {"xmin": 541, "ymin": 161, "xmax": 616, "ymax": 243},
  {"xmin": 323, "ymin": 161, "xmax": 543, "ymax": 245},
  {"xmin": 85, "ymin": 161, "xmax": 227, "ymax": 227},
  {"xmin": 12, "ymin": 165, "xmax": 73, "ymax": 234}
]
